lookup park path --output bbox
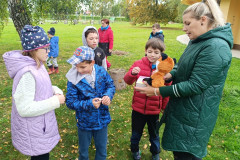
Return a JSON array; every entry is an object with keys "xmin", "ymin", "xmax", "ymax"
[{"xmin": 177, "ymin": 34, "xmax": 240, "ymax": 59}]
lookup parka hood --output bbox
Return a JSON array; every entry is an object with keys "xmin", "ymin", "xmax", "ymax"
[
  {"xmin": 2, "ymin": 50, "xmax": 37, "ymax": 79},
  {"xmin": 82, "ymin": 26, "xmax": 99, "ymax": 49}
]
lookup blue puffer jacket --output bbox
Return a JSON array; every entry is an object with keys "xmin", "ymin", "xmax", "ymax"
[
  {"xmin": 66, "ymin": 65, "xmax": 115, "ymax": 130},
  {"xmin": 48, "ymin": 36, "xmax": 59, "ymax": 58}
]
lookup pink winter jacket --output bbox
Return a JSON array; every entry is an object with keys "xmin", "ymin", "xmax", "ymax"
[{"xmin": 98, "ymin": 26, "xmax": 114, "ymax": 50}]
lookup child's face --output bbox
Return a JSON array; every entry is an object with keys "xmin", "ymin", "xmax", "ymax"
[
  {"xmin": 152, "ymin": 27, "xmax": 159, "ymax": 34},
  {"xmin": 35, "ymin": 47, "xmax": 50, "ymax": 62},
  {"xmin": 48, "ymin": 33, "xmax": 53, "ymax": 38},
  {"xmin": 86, "ymin": 33, "xmax": 98, "ymax": 49},
  {"xmin": 76, "ymin": 61, "xmax": 95, "ymax": 75},
  {"xmin": 145, "ymin": 46, "xmax": 161, "ymax": 64}
]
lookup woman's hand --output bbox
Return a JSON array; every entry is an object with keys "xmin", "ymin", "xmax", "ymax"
[
  {"xmin": 109, "ymin": 49, "xmax": 112, "ymax": 53},
  {"xmin": 164, "ymin": 73, "xmax": 172, "ymax": 81},
  {"xmin": 92, "ymin": 98, "xmax": 102, "ymax": 109},
  {"xmin": 56, "ymin": 94, "xmax": 65, "ymax": 104},
  {"xmin": 152, "ymin": 70, "xmax": 158, "ymax": 75},
  {"xmin": 132, "ymin": 67, "xmax": 141, "ymax": 75},
  {"xmin": 134, "ymin": 81, "xmax": 158, "ymax": 97},
  {"xmin": 102, "ymin": 96, "xmax": 111, "ymax": 106}
]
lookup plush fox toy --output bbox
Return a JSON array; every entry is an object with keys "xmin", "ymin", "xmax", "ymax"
[{"xmin": 150, "ymin": 55, "xmax": 175, "ymax": 88}]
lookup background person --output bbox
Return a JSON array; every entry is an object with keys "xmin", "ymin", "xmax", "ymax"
[
  {"xmin": 82, "ymin": 26, "xmax": 107, "ymax": 70},
  {"xmin": 135, "ymin": 0, "xmax": 233, "ymax": 159},
  {"xmin": 47, "ymin": 27, "xmax": 59, "ymax": 74},
  {"xmin": 98, "ymin": 19, "xmax": 114, "ymax": 69},
  {"xmin": 149, "ymin": 23, "xmax": 164, "ymax": 42}
]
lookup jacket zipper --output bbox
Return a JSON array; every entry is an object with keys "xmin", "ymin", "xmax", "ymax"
[{"xmin": 144, "ymin": 67, "xmax": 153, "ymax": 114}]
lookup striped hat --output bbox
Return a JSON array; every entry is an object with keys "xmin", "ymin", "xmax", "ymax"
[{"xmin": 67, "ymin": 46, "xmax": 95, "ymax": 65}]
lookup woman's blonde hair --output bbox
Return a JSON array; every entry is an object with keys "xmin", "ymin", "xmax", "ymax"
[
  {"xmin": 22, "ymin": 50, "xmax": 41, "ymax": 68},
  {"xmin": 183, "ymin": 0, "xmax": 225, "ymax": 28}
]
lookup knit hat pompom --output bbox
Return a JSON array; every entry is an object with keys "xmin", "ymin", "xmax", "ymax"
[
  {"xmin": 48, "ymin": 27, "xmax": 55, "ymax": 35},
  {"xmin": 21, "ymin": 25, "xmax": 49, "ymax": 52}
]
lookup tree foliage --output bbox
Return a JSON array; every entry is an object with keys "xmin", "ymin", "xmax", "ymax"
[
  {"xmin": 0, "ymin": 0, "xmax": 9, "ymax": 36},
  {"xmin": 181, "ymin": 0, "xmax": 201, "ymax": 5},
  {"xmin": 181, "ymin": 0, "xmax": 221, "ymax": 5},
  {"xmin": 0, "ymin": 0, "xmax": 82, "ymax": 38},
  {"xmin": 128, "ymin": 0, "xmax": 178, "ymax": 25}
]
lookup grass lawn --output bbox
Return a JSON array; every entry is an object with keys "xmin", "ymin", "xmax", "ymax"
[{"xmin": 0, "ymin": 21, "xmax": 239, "ymax": 160}]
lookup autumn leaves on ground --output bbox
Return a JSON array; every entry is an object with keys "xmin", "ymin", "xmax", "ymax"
[{"xmin": 0, "ymin": 22, "xmax": 239, "ymax": 160}]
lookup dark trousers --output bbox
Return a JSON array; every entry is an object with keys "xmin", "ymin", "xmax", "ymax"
[
  {"xmin": 173, "ymin": 152, "xmax": 202, "ymax": 160},
  {"xmin": 131, "ymin": 110, "xmax": 160, "ymax": 155},
  {"xmin": 31, "ymin": 153, "xmax": 49, "ymax": 160}
]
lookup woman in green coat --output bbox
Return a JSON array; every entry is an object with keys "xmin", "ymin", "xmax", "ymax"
[{"xmin": 135, "ymin": 0, "xmax": 233, "ymax": 159}]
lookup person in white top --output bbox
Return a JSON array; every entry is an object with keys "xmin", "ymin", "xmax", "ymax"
[{"xmin": 3, "ymin": 25, "xmax": 65, "ymax": 160}]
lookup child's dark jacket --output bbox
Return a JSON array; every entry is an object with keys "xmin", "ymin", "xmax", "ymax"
[
  {"xmin": 149, "ymin": 32, "xmax": 164, "ymax": 42},
  {"xmin": 124, "ymin": 56, "xmax": 171, "ymax": 115},
  {"xmin": 66, "ymin": 65, "xmax": 115, "ymax": 130},
  {"xmin": 94, "ymin": 47, "xmax": 105, "ymax": 66}
]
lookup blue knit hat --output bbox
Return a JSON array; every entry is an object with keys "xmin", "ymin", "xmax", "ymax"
[
  {"xmin": 48, "ymin": 27, "xmax": 55, "ymax": 35},
  {"xmin": 21, "ymin": 25, "xmax": 50, "ymax": 52},
  {"xmin": 67, "ymin": 46, "xmax": 95, "ymax": 65}
]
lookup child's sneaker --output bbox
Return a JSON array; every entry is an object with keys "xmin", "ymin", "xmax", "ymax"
[
  {"xmin": 132, "ymin": 150, "xmax": 141, "ymax": 160},
  {"xmin": 152, "ymin": 153, "xmax": 159, "ymax": 160}
]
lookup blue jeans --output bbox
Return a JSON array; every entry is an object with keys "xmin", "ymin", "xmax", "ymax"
[{"xmin": 78, "ymin": 127, "xmax": 108, "ymax": 160}]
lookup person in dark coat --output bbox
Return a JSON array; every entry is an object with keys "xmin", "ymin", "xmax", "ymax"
[
  {"xmin": 135, "ymin": 0, "xmax": 233, "ymax": 159},
  {"xmin": 149, "ymin": 23, "xmax": 164, "ymax": 42},
  {"xmin": 82, "ymin": 26, "xmax": 107, "ymax": 70}
]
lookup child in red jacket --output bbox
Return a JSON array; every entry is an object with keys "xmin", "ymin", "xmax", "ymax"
[{"xmin": 124, "ymin": 38, "xmax": 172, "ymax": 160}]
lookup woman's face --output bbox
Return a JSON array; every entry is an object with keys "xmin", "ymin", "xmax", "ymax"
[
  {"xmin": 101, "ymin": 21, "xmax": 108, "ymax": 28},
  {"xmin": 182, "ymin": 12, "xmax": 209, "ymax": 40}
]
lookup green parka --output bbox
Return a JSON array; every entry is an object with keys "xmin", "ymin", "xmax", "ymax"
[{"xmin": 159, "ymin": 23, "xmax": 233, "ymax": 158}]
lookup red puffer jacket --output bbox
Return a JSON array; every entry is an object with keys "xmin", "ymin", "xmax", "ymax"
[
  {"xmin": 124, "ymin": 56, "xmax": 171, "ymax": 115},
  {"xmin": 98, "ymin": 26, "xmax": 114, "ymax": 50}
]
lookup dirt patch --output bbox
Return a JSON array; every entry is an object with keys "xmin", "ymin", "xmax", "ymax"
[{"xmin": 112, "ymin": 50, "xmax": 128, "ymax": 55}]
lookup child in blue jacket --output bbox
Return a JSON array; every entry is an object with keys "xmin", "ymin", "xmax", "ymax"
[
  {"xmin": 149, "ymin": 23, "xmax": 164, "ymax": 42},
  {"xmin": 47, "ymin": 27, "xmax": 59, "ymax": 74},
  {"xmin": 65, "ymin": 46, "xmax": 115, "ymax": 160}
]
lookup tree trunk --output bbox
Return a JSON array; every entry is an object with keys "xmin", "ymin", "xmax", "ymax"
[
  {"xmin": 8, "ymin": 0, "xmax": 31, "ymax": 37},
  {"xmin": 109, "ymin": 69, "xmax": 126, "ymax": 90}
]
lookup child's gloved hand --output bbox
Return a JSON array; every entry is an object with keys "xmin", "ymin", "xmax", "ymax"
[
  {"xmin": 92, "ymin": 98, "xmax": 102, "ymax": 109},
  {"xmin": 102, "ymin": 96, "xmax": 111, "ymax": 106}
]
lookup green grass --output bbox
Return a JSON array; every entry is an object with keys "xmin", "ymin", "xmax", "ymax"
[{"xmin": 0, "ymin": 21, "xmax": 239, "ymax": 160}]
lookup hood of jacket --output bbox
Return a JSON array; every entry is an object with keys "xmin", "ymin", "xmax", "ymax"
[
  {"xmin": 82, "ymin": 26, "xmax": 99, "ymax": 49},
  {"xmin": 192, "ymin": 23, "xmax": 233, "ymax": 49},
  {"xmin": 3, "ymin": 50, "xmax": 37, "ymax": 79}
]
